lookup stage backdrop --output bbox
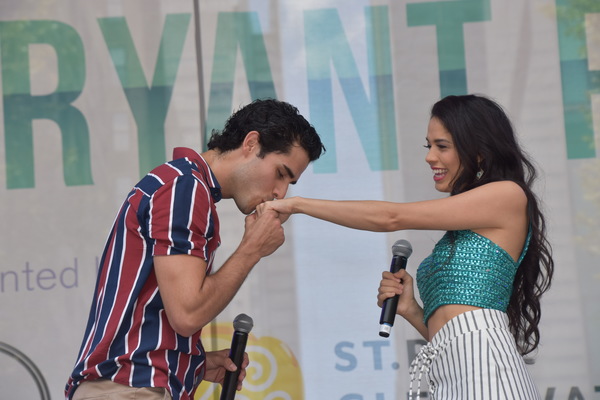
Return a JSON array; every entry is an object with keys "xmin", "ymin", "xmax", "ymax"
[{"xmin": 0, "ymin": 0, "xmax": 598, "ymax": 399}]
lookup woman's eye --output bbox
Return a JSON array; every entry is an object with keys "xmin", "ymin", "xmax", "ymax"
[{"xmin": 423, "ymin": 144, "xmax": 431, "ymax": 149}]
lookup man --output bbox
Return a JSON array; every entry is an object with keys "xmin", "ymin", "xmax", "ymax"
[{"xmin": 65, "ymin": 99, "xmax": 325, "ymax": 400}]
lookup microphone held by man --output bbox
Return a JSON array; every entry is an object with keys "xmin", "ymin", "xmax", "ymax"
[{"xmin": 220, "ymin": 313, "xmax": 254, "ymax": 400}]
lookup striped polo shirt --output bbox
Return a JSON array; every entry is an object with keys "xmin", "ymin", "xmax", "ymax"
[{"xmin": 66, "ymin": 147, "xmax": 221, "ymax": 400}]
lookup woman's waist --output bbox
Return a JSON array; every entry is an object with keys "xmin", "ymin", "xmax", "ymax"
[
  {"xmin": 426, "ymin": 304, "xmax": 481, "ymax": 339},
  {"xmin": 427, "ymin": 306, "xmax": 510, "ymax": 343}
]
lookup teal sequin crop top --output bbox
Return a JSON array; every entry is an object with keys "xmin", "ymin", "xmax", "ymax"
[{"xmin": 416, "ymin": 229, "xmax": 531, "ymax": 324}]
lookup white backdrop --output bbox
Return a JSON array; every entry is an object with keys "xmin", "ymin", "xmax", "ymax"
[{"xmin": 0, "ymin": 0, "xmax": 598, "ymax": 399}]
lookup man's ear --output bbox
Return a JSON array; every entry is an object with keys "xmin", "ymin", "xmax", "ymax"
[{"xmin": 242, "ymin": 131, "xmax": 260, "ymax": 155}]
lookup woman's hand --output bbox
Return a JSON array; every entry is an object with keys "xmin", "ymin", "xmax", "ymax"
[
  {"xmin": 256, "ymin": 197, "xmax": 299, "ymax": 223},
  {"xmin": 377, "ymin": 269, "xmax": 428, "ymax": 338},
  {"xmin": 377, "ymin": 269, "xmax": 418, "ymax": 317}
]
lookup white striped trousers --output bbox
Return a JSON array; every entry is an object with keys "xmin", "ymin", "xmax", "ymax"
[{"xmin": 409, "ymin": 308, "xmax": 541, "ymax": 400}]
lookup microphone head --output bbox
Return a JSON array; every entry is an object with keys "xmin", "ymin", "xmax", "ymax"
[
  {"xmin": 233, "ymin": 313, "xmax": 254, "ymax": 333},
  {"xmin": 392, "ymin": 239, "xmax": 412, "ymax": 258}
]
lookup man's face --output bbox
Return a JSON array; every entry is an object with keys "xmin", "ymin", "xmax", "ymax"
[{"xmin": 232, "ymin": 142, "xmax": 311, "ymax": 214}]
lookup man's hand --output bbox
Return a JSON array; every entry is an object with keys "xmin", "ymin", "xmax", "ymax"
[
  {"xmin": 204, "ymin": 349, "xmax": 249, "ymax": 391},
  {"xmin": 237, "ymin": 209, "xmax": 285, "ymax": 261}
]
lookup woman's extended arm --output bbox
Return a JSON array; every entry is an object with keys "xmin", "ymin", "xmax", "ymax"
[{"xmin": 258, "ymin": 181, "xmax": 527, "ymax": 234}]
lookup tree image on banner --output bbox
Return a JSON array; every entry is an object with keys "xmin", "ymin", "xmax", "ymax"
[{"xmin": 196, "ymin": 323, "xmax": 303, "ymax": 399}]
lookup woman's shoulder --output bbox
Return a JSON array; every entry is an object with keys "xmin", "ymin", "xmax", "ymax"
[
  {"xmin": 468, "ymin": 181, "xmax": 529, "ymax": 253},
  {"xmin": 479, "ymin": 179, "xmax": 523, "ymax": 189},
  {"xmin": 458, "ymin": 181, "xmax": 528, "ymax": 224},
  {"xmin": 474, "ymin": 180, "xmax": 527, "ymax": 202}
]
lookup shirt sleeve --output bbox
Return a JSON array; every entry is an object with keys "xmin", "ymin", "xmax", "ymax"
[{"xmin": 148, "ymin": 173, "xmax": 215, "ymax": 260}]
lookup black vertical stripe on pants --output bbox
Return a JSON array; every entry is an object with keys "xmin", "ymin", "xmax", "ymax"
[{"xmin": 410, "ymin": 308, "xmax": 541, "ymax": 400}]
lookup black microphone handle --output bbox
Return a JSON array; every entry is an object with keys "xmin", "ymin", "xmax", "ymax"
[
  {"xmin": 379, "ymin": 255, "xmax": 408, "ymax": 337},
  {"xmin": 220, "ymin": 331, "xmax": 248, "ymax": 400}
]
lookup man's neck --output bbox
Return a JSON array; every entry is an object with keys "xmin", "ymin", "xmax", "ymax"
[{"xmin": 201, "ymin": 149, "xmax": 238, "ymax": 199}]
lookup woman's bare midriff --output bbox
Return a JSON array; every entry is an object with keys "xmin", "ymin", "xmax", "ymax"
[{"xmin": 427, "ymin": 304, "xmax": 483, "ymax": 340}]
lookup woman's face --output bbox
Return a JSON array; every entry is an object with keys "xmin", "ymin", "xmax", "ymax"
[{"xmin": 424, "ymin": 117, "xmax": 462, "ymax": 193}]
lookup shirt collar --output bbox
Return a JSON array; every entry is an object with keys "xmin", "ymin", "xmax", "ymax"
[{"xmin": 172, "ymin": 147, "xmax": 222, "ymax": 202}]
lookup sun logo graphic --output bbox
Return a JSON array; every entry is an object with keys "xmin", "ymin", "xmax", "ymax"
[{"xmin": 194, "ymin": 322, "xmax": 304, "ymax": 400}]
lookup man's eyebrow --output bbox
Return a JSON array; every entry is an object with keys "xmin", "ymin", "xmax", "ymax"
[{"xmin": 284, "ymin": 165, "xmax": 298, "ymax": 184}]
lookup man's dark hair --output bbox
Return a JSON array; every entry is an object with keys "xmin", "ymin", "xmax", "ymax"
[{"xmin": 207, "ymin": 98, "xmax": 325, "ymax": 161}]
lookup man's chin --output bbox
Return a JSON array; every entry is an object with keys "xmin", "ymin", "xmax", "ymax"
[
  {"xmin": 237, "ymin": 202, "xmax": 257, "ymax": 215},
  {"xmin": 233, "ymin": 197, "xmax": 263, "ymax": 215}
]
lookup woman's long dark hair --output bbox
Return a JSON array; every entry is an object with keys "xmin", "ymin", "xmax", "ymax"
[{"xmin": 431, "ymin": 94, "xmax": 554, "ymax": 355}]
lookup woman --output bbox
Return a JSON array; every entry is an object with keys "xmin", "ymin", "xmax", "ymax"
[{"xmin": 257, "ymin": 94, "xmax": 554, "ymax": 399}]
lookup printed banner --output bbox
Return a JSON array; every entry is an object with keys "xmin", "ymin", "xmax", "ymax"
[{"xmin": 0, "ymin": 0, "xmax": 598, "ymax": 399}]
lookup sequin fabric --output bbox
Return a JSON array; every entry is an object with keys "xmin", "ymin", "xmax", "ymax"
[{"xmin": 417, "ymin": 230, "xmax": 530, "ymax": 324}]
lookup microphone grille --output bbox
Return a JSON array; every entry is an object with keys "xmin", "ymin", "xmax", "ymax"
[
  {"xmin": 233, "ymin": 313, "xmax": 254, "ymax": 333},
  {"xmin": 392, "ymin": 239, "xmax": 412, "ymax": 258}
]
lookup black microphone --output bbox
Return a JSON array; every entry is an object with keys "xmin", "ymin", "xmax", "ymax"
[
  {"xmin": 220, "ymin": 313, "xmax": 253, "ymax": 400},
  {"xmin": 379, "ymin": 240, "xmax": 413, "ymax": 337}
]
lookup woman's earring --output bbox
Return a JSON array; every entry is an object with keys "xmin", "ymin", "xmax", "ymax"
[{"xmin": 476, "ymin": 169, "xmax": 484, "ymax": 180}]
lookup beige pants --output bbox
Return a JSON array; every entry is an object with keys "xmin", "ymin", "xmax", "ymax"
[{"xmin": 72, "ymin": 379, "xmax": 172, "ymax": 400}]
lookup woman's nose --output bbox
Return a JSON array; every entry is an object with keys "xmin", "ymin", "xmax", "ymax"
[{"xmin": 425, "ymin": 149, "xmax": 435, "ymax": 164}]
